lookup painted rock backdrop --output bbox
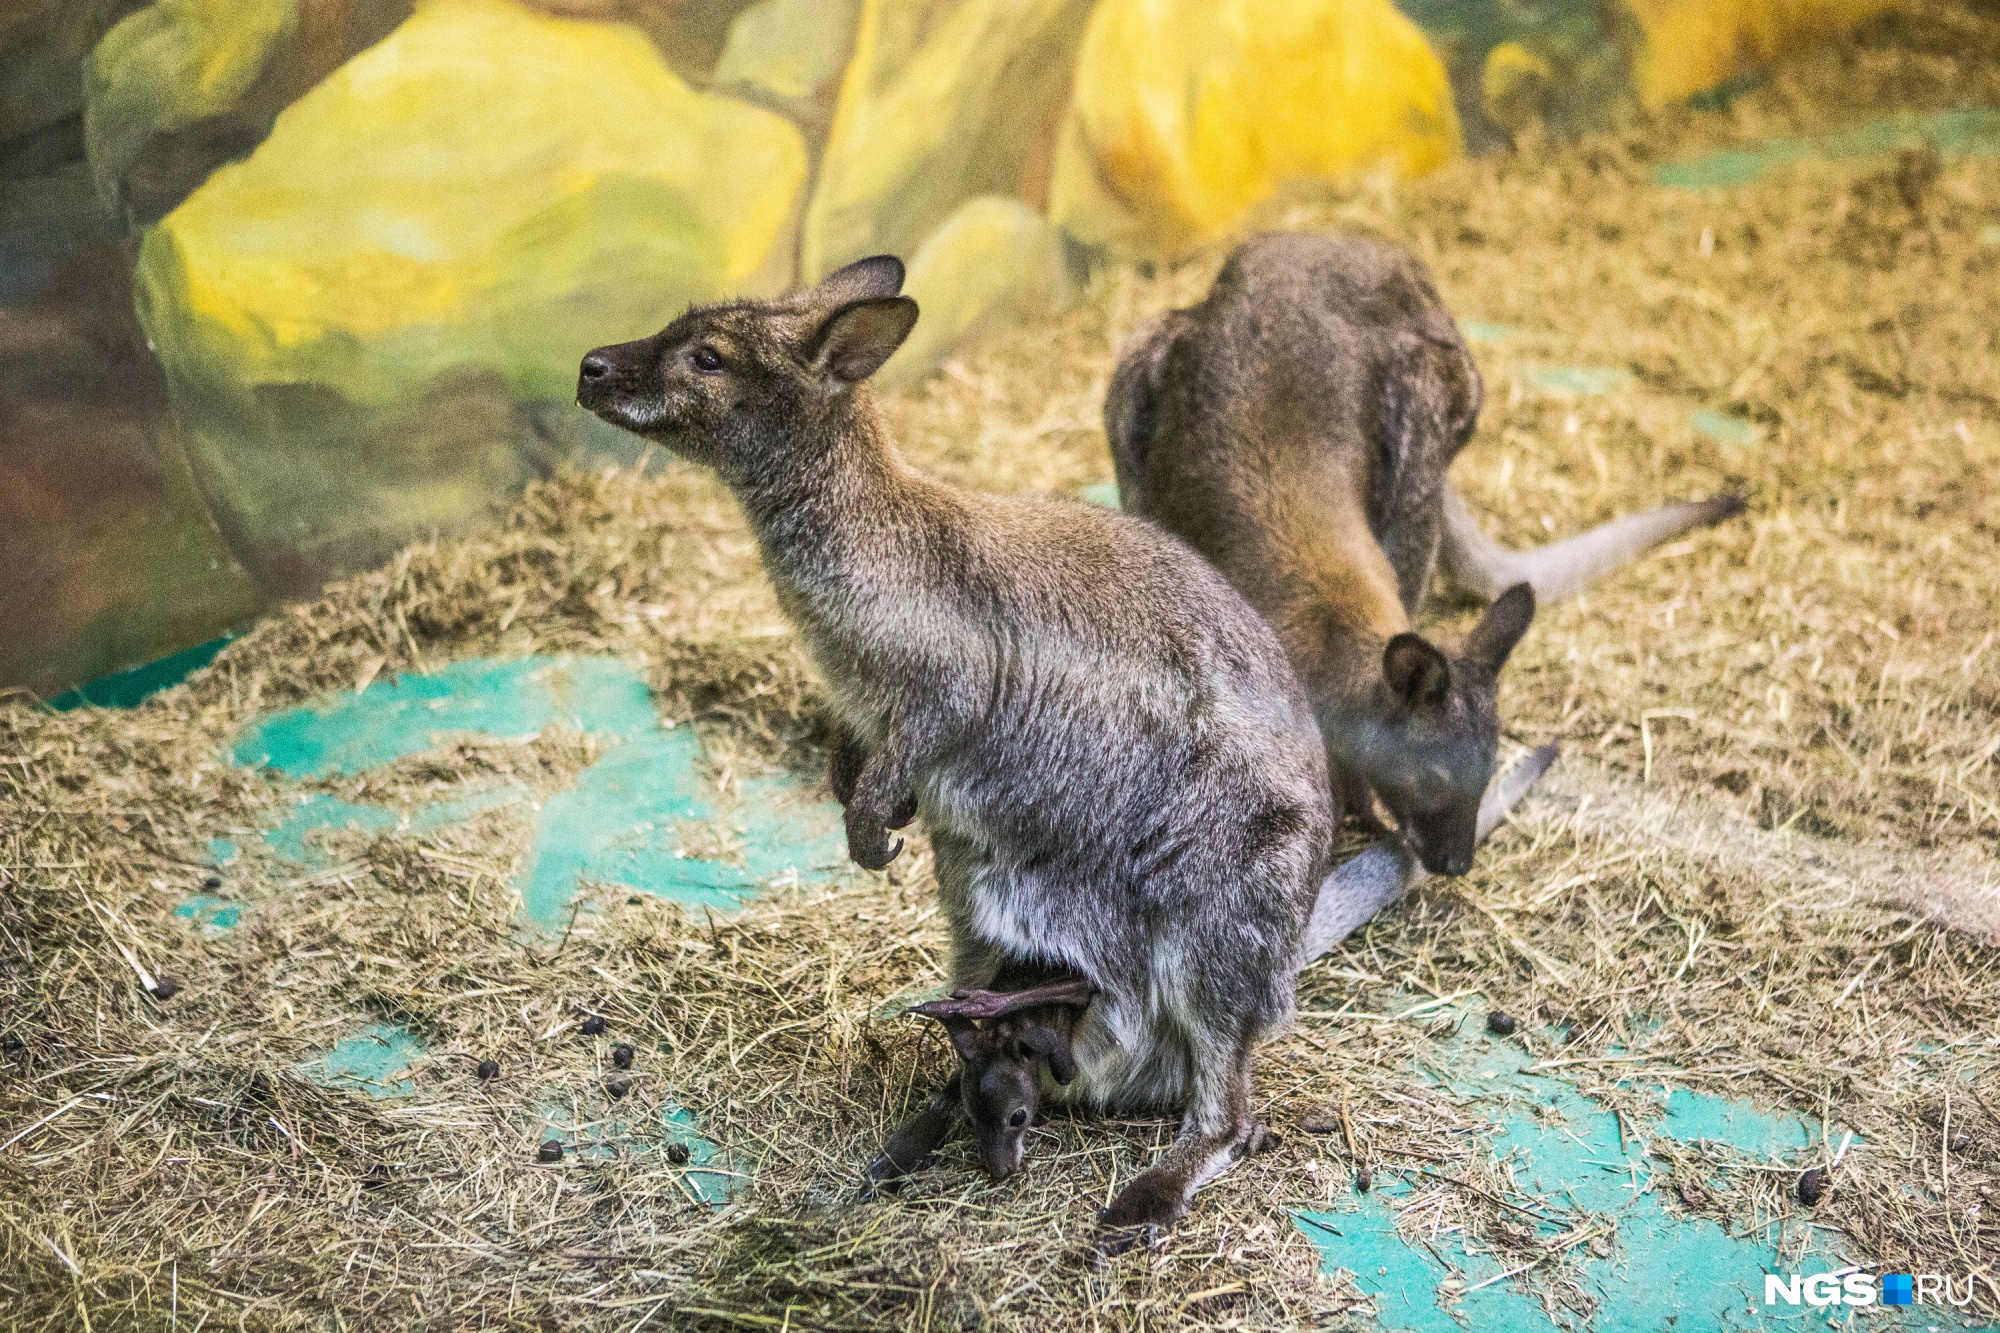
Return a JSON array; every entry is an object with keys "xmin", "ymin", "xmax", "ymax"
[{"xmin": 1, "ymin": 0, "xmax": 1893, "ymax": 697}]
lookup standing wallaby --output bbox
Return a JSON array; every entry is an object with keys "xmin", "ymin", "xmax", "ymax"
[
  {"xmin": 578, "ymin": 256, "xmax": 1333, "ymax": 1253},
  {"xmin": 1107, "ymin": 233, "xmax": 1740, "ymax": 876},
  {"xmin": 871, "ymin": 742, "xmax": 1558, "ymax": 1190}
]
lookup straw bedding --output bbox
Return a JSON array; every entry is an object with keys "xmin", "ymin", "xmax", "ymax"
[{"xmin": 4, "ymin": 5, "xmax": 1998, "ymax": 1327}]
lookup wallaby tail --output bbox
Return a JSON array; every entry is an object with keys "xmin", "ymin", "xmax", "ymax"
[
  {"xmin": 1438, "ymin": 486, "xmax": 1745, "ymax": 605},
  {"xmin": 1301, "ymin": 742, "xmax": 1559, "ymax": 959}
]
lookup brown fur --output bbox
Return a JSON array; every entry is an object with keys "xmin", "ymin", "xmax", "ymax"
[{"xmin": 1108, "ymin": 234, "xmax": 1540, "ymax": 875}]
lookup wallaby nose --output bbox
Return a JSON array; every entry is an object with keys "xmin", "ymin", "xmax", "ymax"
[{"xmin": 579, "ymin": 352, "xmax": 612, "ymax": 381}]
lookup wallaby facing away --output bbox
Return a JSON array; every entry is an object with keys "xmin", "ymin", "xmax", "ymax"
[
  {"xmin": 871, "ymin": 742, "xmax": 1561, "ymax": 1189},
  {"xmin": 1107, "ymin": 233, "xmax": 1739, "ymax": 876},
  {"xmin": 578, "ymin": 256, "xmax": 1333, "ymax": 1253}
]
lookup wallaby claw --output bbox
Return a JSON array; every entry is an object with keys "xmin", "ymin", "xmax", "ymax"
[{"xmin": 845, "ymin": 808, "xmax": 904, "ymax": 870}]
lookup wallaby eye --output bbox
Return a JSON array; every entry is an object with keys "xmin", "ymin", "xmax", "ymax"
[
  {"xmin": 691, "ymin": 345, "xmax": 724, "ymax": 374},
  {"xmin": 1007, "ymin": 1108, "xmax": 1029, "ymax": 1129}
]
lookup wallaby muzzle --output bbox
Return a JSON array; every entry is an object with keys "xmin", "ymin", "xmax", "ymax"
[{"xmin": 576, "ymin": 337, "xmax": 659, "ymax": 432}]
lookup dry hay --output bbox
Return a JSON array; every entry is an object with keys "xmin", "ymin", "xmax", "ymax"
[{"xmin": 5, "ymin": 4, "xmax": 2000, "ymax": 1327}]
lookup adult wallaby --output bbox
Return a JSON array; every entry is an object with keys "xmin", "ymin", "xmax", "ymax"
[
  {"xmin": 577, "ymin": 256, "xmax": 1333, "ymax": 1253},
  {"xmin": 870, "ymin": 742, "xmax": 1558, "ymax": 1190},
  {"xmin": 1107, "ymin": 233, "xmax": 1740, "ymax": 876}
]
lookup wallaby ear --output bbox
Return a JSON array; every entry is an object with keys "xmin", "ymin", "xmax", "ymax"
[
  {"xmin": 809, "ymin": 297, "xmax": 919, "ymax": 383},
  {"xmin": 1383, "ymin": 633, "xmax": 1452, "ymax": 711},
  {"xmin": 811, "ymin": 255, "xmax": 905, "ymax": 305},
  {"xmin": 1464, "ymin": 582, "xmax": 1536, "ymax": 674},
  {"xmin": 938, "ymin": 1014, "xmax": 979, "ymax": 1063},
  {"xmin": 1018, "ymin": 1023, "xmax": 1078, "ymax": 1085}
]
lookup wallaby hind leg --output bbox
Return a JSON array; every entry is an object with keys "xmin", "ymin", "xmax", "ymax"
[
  {"xmin": 1096, "ymin": 1040, "xmax": 1256, "ymax": 1257},
  {"xmin": 1437, "ymin": 485, "xmax": 1744, "ymax": 606}
]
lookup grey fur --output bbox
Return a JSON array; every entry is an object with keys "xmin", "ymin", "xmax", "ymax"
[
  {"xmin": 578, "ymin": 257, "xmax": 1334, "ymax": 1252},
  {"xmin": 879, "ymin": 742, "xmax": 1557, "ymax": 1189}
]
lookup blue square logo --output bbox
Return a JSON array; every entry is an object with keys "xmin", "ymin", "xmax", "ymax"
[{"xmin": 1882, "ymin": 1274, "xmax": 1913, "ymax": 1305}]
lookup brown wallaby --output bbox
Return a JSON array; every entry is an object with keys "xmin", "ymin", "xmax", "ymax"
[
  {"xmin": 1107, "ymin": 233, "xmax": 1740, "ymax": 876},
  {"xmin": 871, "ymin": 742, "xmax": 1558, "ymax": 1191},
  {"xmin": 577, "ymin": 256, "xmax": 1334, "ymax": 1253},
  {"xmin": 897, "ymin": 965, "xmax": 1093, "ymax": 1181}
]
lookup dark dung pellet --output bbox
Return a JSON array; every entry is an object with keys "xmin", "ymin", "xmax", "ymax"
[
  {"xmin": 665, "ymin": 1142, "xmax": 691, "ymax": 1165},
  {"xmin": 476, "ymin": 1059, "xmax": 499, "ymax": 1080},
  {"xmin": 1486, "ymin": 1011, "xmax": 1517, "ymax": 1036},
  {"xmin": 538, "ymin": 1139, "xmax": 564, "ymax": 1163},
  {"xmin": 1797, "ymin": 1168, "xmax": 1824, "ymax": 1204},
  {"xmin": 1354, "ymin": 1167, "xmax": 1372, "ymax": 1192},
  {"xmin": 151, "ymin": 977, "xmax": 180, "ymax": 1000},
  {"xmin": 580, "ymin": 1015, "xmax": 605, "ymax": 1036},
  {"xmin": 611, "ymin": 1043, "xmax": 634, "ymax": 1070},
  {"xmin": 605, "ymin": 1073, "xmax": 630, "ymax": 1098},
  {"xmin": 203, "ymin": 874, "xmax": 223, "ymax": 890}
]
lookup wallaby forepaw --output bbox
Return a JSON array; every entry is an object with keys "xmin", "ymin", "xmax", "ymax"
[
  {"xmin": 845, "ymin": 811, "xmax": 904, "ymax": 871},
  {"xmin": 829, "ymin": 733, "xmax": 866, "ymax": 806}
]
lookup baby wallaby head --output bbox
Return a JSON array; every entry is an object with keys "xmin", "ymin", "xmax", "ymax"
[
  {"xmin": 1362, "ymin": 582, "xmax": 1536, "ymax": 876},
  {"xmin": 575, "ymin": 256, "xmax": 918, "ymax": 484},
  {"xmin": 936, "ymin": 1009, "xmax": 1080, "ymax": 1181},
  {"xmin": 912, "ymin": 977, "xmax": 1092, "ymax": 1181}
]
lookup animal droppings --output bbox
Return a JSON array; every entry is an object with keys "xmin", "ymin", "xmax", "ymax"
[
  {"xmin": 1797, "ymin": 1168, "xmax": 1824, "ymax": 1204},
  {"xmin": 537, "ymin": 1140, "xmax": 564, "ymax": 1163},
  {"xmin": 665, "ymin": 1142, "xmax": 691, "ymax": 1165},
  {"xmin": 476, "ymin": 1059, "xmax": 499, "ymax": 1080},
  {"xmin": 1355, "ymin": 1168, "xmax": 1372, "ymax": 1192},
  {"xmin": 580, "ymin": 1015, "xmax": 605, "ymax": 1036},
  {"xmin": 605, "ymin": 1073, "xmax": 631, "ymax": 1098},
  {"xmin": 1487, "ymin": 1011, "xmax": 1518, "ymax": 1036},
  {"xmin": 203, "ymin": 874, "xmax": 223, "ymax": 890},
  {"xmin": 150, "ymin": 977, "xmax": 180, "ymax": 1000},
  {"xmin": 611, "ymin": 1043, "xmax": 634, "ymax": 1069}
]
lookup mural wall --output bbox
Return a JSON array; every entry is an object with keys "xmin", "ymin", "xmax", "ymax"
[{"xmin": 0, "ymin": 0, "xmax": 1894, "ymax": 699}]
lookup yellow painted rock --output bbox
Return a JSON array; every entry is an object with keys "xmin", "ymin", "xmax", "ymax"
[
  {"xmin": 84, "ymin": 0, "xmax": 415, "ymax": 225},
  {"xmin": 520, "ymin": 0, "xmax": 756, "ymax": 84},
  {"xmin": 135, "ymin": 0, "xmax": 807, "ymax": 594},
  {"xmin": 1, "ymin": 0, "xmax": 145, "ymax": 147},
  {"xmin": 879, "ymin": 195, "xmax": 1072, "ymax": 387},
  {"xmin": 714, "ymin": 0, "xmax": 857, "ymax": 113},
  {"xmin": 1048, "ymin": 0, "xmax": 1460, "ymax": 258},
  {"xmin": 1625, "ymin": 0, "xmax": 1896, "ymax": 108},
  {"xmin": 800, "ymin": 0, "xmax": 1097, "ymax": 280},
  {"xmin": 1480, "ymin": 40, "xmax": 1553, "ymax": 139}
]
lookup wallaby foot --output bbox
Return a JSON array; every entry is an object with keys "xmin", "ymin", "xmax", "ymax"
[
  {"xmin": 1241, "ymin": 1122, "xmax": 1280, "ymax": 1156},
  {"xmin": 1097, "ymin": 1052, "xmax": 1255, "ymax": 1258},
  {"xmin": 1096, "ymin": 1126, "xmax": 1249, "ymax": 1257},
  {"xmin": 862, "ymin": 1080, "xmax": 962, "ymax": 1196}
]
